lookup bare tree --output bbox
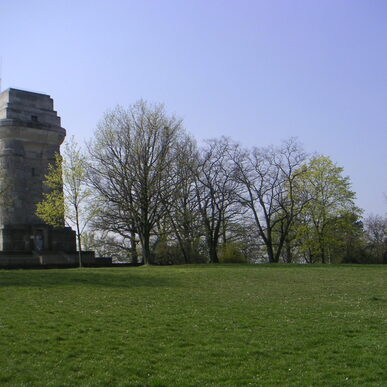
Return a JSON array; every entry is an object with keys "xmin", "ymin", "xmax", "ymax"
[
  {"xmin": 82, "ymin": 230, "xmax": 136, "ymax": 262},
  {"xmin": 232, "ymin": 138, "xmax": 309, "ymax": 263},
  {"xmin": 90, "ymin": 201, "xmax": 139, "ymax": 263},
  {"xmin": 363, "ymin": 214, "xmax": 387, "ymax": 263},
  {"xmin": 165, "ymin": 135, "xmax": 203, "ymax": 263},
  {"xmin": 88, "ymin": 101, "xmax": 184, "ymax": 264},
  {"xmin": 194, "ymin": 137, "xmax": 241, "ymax": 263}
]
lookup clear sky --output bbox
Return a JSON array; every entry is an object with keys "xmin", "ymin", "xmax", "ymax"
[{"xmin": 0, "ymin": 0, "xmax": 386, "ymax": 216}]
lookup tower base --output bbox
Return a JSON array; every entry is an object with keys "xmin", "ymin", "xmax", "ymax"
[
  {"xmin": 0, "ymin": 224, "xmax": 101, "ymax": 268},
  {"xmin": 0, "ymin": 224, "xmax": 76, "ymax": 252},
  {"xmin": 0, "ymin": 250, "xmax": 98, "ymax": 268}
]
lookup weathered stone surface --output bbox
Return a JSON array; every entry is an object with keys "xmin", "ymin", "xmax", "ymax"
[
  {"xmin": 0, "ymin": 88, "xmax": 82, "ymax": 267},
  {"xmin": 0, "ymin": 89, "xmax": 66, "ymax": 226}
]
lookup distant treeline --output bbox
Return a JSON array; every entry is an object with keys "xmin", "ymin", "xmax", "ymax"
[{"xmin": 37, "ymin": 101, "xmax": 387, "ymax": 265}]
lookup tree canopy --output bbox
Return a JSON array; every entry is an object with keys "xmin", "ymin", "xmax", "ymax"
[{"xmin": 36, "ymin": 100, "xmax": 384, "ymax": 265}]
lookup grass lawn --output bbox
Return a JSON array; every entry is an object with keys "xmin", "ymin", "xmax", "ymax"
[{"xmin": 0, "ymin": 264, "xmax": 386, "ymax": 386}]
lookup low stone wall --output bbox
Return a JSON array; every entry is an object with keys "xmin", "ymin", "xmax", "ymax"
[
  {"xmin": 0, "ymin": 252, "xmax": 41, "ymax": 268},
  {"xmin": 0, "ymin": 251, "xmax": 105, "ymax": 269}
]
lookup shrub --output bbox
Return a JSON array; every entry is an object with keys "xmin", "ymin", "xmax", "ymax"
[
  {"xmin": 219, "ymin": 243, "xmax": 247, "ymax": 263},
  {"xmin": 153, "ymin": 239, "xmax": 185, "ymax": 265},
  {"xmin": 153, "ymin": 238, "xmax": 207, "ymax": 265}
]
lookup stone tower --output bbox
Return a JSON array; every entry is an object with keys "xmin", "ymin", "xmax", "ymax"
[{"xmin": 0, "ymin": 88, "xmax": 77, "ymax": 266}]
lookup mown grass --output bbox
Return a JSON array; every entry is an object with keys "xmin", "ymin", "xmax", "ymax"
[{"xmin": 0, "ymin": 264, "xmax": 386, "ymax": 386}]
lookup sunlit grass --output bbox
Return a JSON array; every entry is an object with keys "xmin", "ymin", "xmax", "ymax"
[{"xmin": 0, "ymin": 264, "xmax": 386, "ymax": 386}]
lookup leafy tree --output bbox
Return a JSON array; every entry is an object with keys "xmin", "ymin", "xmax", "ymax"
[
  {"xmin": 36, "ymin": 153, "xmax": 65, "ymax": 227},
  {"xmin": 219, "ymin": 242, "xmax": 247, "ymax": 263},
  {"xmin": 36, "ymin": 137, "xmax": 94, "ymax": 267},
  {"xmin": 297, "ymin": 155, "xmax": 361, "ymax": 263}
]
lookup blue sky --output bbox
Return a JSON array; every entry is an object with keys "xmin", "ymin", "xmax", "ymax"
[{"xmin": 1, "ymin": 0, "xmax": 386, "ymax": 216}]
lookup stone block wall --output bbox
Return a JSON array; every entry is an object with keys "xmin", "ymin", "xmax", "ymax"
[{"xmin": 0, "ymin": 88, "xmax": 80, "ymax": 265}]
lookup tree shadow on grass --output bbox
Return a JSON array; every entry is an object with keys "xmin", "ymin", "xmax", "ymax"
[{"xmin": 0, "ymin": 268, "xmax": 180, "ymax": 289}]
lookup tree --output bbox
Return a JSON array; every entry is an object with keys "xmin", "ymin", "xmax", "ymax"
[
  {"xmin": 89, "ymin": 198, "xmax": 139, "ymax": 264},
  {"xmin": 232, "ymin": 138, "xmax": 309, "ymax": 263},
  {"xmin": 36, "ymin": 153, "xmax": 65, "ymax": 227},
  {"xmin": 363, "ymin": 214, "xmax": 387, "ymax": 263},
  {"xmin": 164, "ymin": 135, "xmax": 203, "ymax": 263},
  {"xmin": 36, "ymin": 137, "xmax": 93, "ymax": 267},
  {"xmin": 194, "ymin": 137, "xmax": 240, "ymax": 263},
  {"xmin": 88, "ymin": 101, "xmax": 184, "ymax": 264},
  {"xmin": 82, "ymin": 230, "xmax": 137, "ymax": 262},
  {"xmin": 297, "ymin": 155, "xmax": 361, "ymax": 263}
]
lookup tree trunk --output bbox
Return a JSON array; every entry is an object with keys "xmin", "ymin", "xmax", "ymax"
[
  {"xmin": 142, "ymin": 233, "xmax": 152, "ymax": 265},
  {"xmin": 77, "ymin": 234, "xmax": 82, "ymax": 268},
  {"xmin": 184, "ymin": 242, "xmax": 192, "ymax": 264},
  {"xmin": 266, "ymin": 234, "xmax": 277, "ymax": 263},
  {"xmin": 172, "ymin": 223, "xmax": 189, "ymax": 264},
  {"xmin": 75, "ymin": 209, "xmax": 82, "ymax": 268},
  {"xmin": 130, "ymin": 229, "xmax": 138, "ymax": 264},
  {"xmin": 319, "ymin": 234, "xmax": 326, "ymax": 264},
  {"xmin": 222, "ymin": 217, "xmax": 227, "ymax": 245},
  {"xmin": 284, "ymin": 240, "xmax": 292, "ymax": 263},
  {"xmin": 321, "ymin": 245, "xmax": 326, "ymax": 264},
  {"xmin": 267, "ymin": 249, "xmax": 275, "ymax": 263},
  {"xmin": 209, "ymin": 242, "xmax": 219, "ymax": 263}
]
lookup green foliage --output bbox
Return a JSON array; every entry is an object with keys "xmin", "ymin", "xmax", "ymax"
[
  {"xmin": 0, "ymin": 265, "xmax": 386, "ymax": 385},
  {"xmin": 153, "ymin": 237, "xmax": 206, "ymax": 264},
  {"xmin": 219, "ymin": 242, "xmax": 247, "ymax": 263},
  {"xmin": 153, "ymin": 238, "xmax": 186, "ymax": 265},
  {"xmin": 296, "ymin": 155, "xmax": 362, "ymax": 263},
  {"xmin": 35, "ymin": 153, "xmax": 65, "ymax": 227},
  {"xmin": 361, "ymin": 214, "xmax": 387, "ymax": 264},
  {"xmin": 36, "ymin": 138, "xmax": 95, "ymax": 260}
]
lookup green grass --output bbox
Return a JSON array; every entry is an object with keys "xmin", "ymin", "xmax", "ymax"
[{"xmin": 0, "ymin": 264, "xmax": 386, "ymax": 386}]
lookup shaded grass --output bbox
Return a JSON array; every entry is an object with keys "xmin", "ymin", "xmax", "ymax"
[{"xmin": 0, "ymin": 264, "xmax": 386, "ymax": 386}]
